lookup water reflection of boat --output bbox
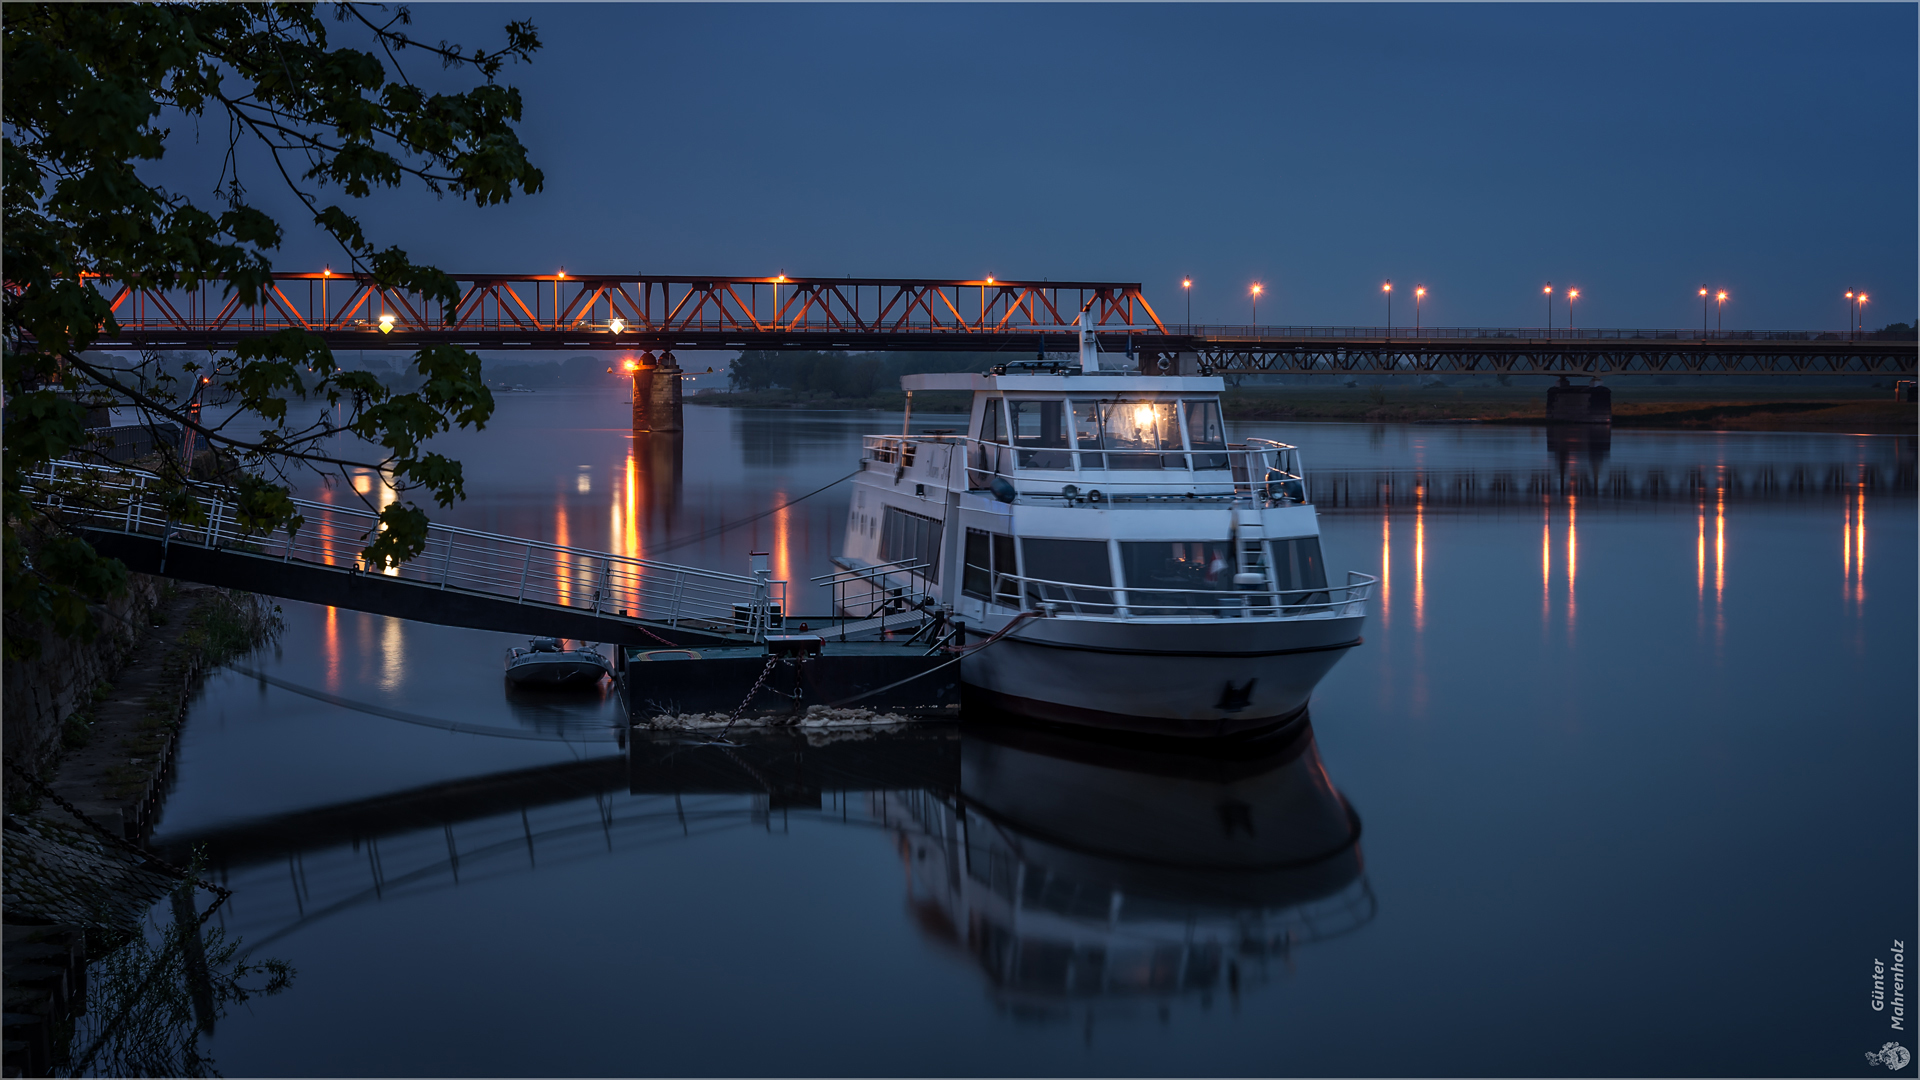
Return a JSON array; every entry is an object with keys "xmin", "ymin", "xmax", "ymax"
[
  {"xmin": 503, "ymin": 637, "xmax": 612, "ymax": 688},
  {"xmin": 883, "ymin": 722, "xmax": 1372, "ymax": 1020}
]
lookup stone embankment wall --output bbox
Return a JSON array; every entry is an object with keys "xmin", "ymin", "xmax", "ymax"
[{"xmin": 3, "ymin": 574, "xmax": 164, "ymax": 781}]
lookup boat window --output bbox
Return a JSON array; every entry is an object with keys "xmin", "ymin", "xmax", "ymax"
[
  {"xmin": 1009, "ymin": 399, "xmax": 1072, "ymax": 469},
  {"xmin": 1068, "ymin": 399, "xmax": 1105, "ymax": 470},
  {"xmin": 1120, "ymin": 541, "xmax": 1236, "ymax": 615},
  {"xmin": 962, "ymin": 529, "xmax": 1018, "ymax": 604},
  {"xmin": 1019, "ymin": 538, "xmax": 1113, "ymax": 613},
  {"xmin": 980, "ymin": 397, "xmax": 1003, "ymax": 444},
  {"xmin": 1182, "ymin": 400, "xmax": 1229, "ymax": 469},
  {"xmin": 1271, "ymin": 537, "xmax": 1329, "ymax": 610},
  {"xmin": 880, "ymin": 506, "xmax": 944, "ymax": 584},
  {"xmin": 1098, "ymin": 401, "xmax": 1182, "ymax": 469}
]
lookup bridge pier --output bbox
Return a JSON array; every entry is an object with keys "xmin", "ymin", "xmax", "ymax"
[
  {"xmin": 1546, "ymin": 376, "xmax": 1612, "ymax": 424},
  {"xmin": 630, "ymin": 351, "xmax": 684, "ymax": 433}
]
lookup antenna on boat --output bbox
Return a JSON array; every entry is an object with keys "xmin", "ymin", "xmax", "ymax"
[{"xmin": 1079, "ymin": 306, "xmax": 1099, "ymax": 373}]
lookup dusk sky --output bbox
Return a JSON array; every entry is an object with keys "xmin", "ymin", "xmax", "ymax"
[{"xmin": 189, "ymin": 3, "xmax": 1917, "ymax": 333}]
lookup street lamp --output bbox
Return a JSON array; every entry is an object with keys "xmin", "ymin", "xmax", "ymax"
[
  {"xmin": 1544, "ymin": 283, "xmax": 1553, "ymax": 334},
  {"xmin": 1567, "ymin": 289, "xmax": 1579, "ymax": 331},
  {"xmin": 1699, "ymin": 286, "xmax": 1708, "ymax": 335},
  {"xmin": 1715, "ymin": 290, "xmax": 1727, "ymax": 335},
  {"xmin": 1383, "ymin": 281, "xmax": 1392, "ymax": 337},
  {"xmin": 1182, "ymin": 277, "xmax": 1192, "ymax": 328},
  {"xmin": 1415, "ymin": 285, "xmax": 1426, "ymax": 334},
  {"xmin": 1250, "ymin": 283, "xmax": 1263, "ymax": 327}
]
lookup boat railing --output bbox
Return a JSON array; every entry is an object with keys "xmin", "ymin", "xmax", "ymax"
[
  {"xmin": 861, "ymin": 434, "xmax": 1308, "ymax": 505},
  {"xmin": 811, "ymin": 558, "xmax": 935, "ymax": 639},
  {"xmin": 29, "ymin": 460, "xmax": 788, "ymax": 640},
  {"xmin": 993, "ymin": 569, "xmax": 1375, "ymax": 621}
]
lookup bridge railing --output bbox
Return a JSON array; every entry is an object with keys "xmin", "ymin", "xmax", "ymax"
[
  {"xmin": 31, "ymin": 462, "xmax": 785, "ymax": 639},
  {"xmin": 994, "ymin": 569, "xmax": 1375, "ymax": 621},
  {"xmin": 1166, "ymin": 324, "xmax": 1896, "ymax": 343}
]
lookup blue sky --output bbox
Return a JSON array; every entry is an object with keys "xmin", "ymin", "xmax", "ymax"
[{"xmin": 203, "ymin": 4, "xmax": 1917, "ymax": 332}]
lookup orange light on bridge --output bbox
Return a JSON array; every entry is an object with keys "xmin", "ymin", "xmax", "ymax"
[
  {"xmin": 1415, "ymin": 287, "xmax": 1426, "ymax": 298},
  {"xmin": 986, "ymin": 277, "xmax": 995, "ymax": 285},
  {"xmin": 1699, "ymin": 287, "xmax": 1708, "ymax": 297},
  {"xmin": 1383, "ymin": 282, "xmax": 1392, "ymax": 293},
  {"xmin": 1543, "ymin": 284, "xmax": 1553, "ymax": 295},
  {"xmin": 1182, "ymin": 279, "xmax": 1191, "ymax": 289},
  {"xmin": 322, "ymin": 267, "xmax": 331, "ymax": 277},
  {"xmin": 622, "ymin": 359, "xmax": 640, "ymax": 373},
  {"xmin": 557, "ymin": 268, "xmax": 566, "ymax": 279},
  {"xmin": 1716, "ymin": 290, "xmax": 1727, "ymax": 302},
  {"xmin": 377, "ymin": 313, "xmax": 395, "ymax": 334}
]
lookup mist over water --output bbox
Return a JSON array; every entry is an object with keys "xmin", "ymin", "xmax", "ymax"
[{"xmin": 148, "ymin": 391, "xmax": 1915, "ymax": 1076}]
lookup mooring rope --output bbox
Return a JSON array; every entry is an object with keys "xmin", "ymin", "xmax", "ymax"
[{"xmin": 230, "ymin": 667, "xmax": 621, "ymax": 743}]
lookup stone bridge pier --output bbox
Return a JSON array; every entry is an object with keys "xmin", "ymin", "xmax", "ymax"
[
  {"xmin": 1546, "ymin": 376, "xmax": 1612, "ymax": 424},
  {"xmin": 630, "ymin": 351, "xmax": 684, "ymax": 433}
]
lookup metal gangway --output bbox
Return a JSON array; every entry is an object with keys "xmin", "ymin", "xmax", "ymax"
[{"xmin": 31, "ymin": 461, "xmax": 786, "ymax": 644}]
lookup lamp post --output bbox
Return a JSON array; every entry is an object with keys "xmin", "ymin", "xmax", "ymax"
[
  {"xmin": 1383, "ymin": 280, "xmax": 1392, "ymax": 337},
  {"xmin": 1183, "ymin": 277, "xmax": 1192, "ymax": 329},
  {"xmin": 1250, "ymin": 283, "xmax": 1262, "ymax": 328},
  {"xmin": 1415, "ymin": 285, "xmax": 1425, "ymax": 334},
  {"xmin": 1857, "ymin": 293, "xmax": 1868, "ymax": 338},
  {"xmin": 1845, "ymin": 291, "xmax": 1855, "ymax": 339},
  {"xmin": 1567, "ymin": 288, "xmax": 1578, "ymax": 331},
  {"xmin": 1699, "ymin": 286, "xmax": 1708, "ymax": 336},
  {"xmin": 1715, "ymin": 290, "xmax": 1727, "ymax": 336},
  {"xmin": 1543, "ymin": 282, "xmax": 1553, "ymax": 335}
]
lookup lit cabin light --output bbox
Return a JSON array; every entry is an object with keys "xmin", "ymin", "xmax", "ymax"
[
  {"xmin": 609, "ymin": 317, "xmax": 626, "ymax": 334},
  {"xmin": 377, "ymin": 314, "xmax": 395, "ymax": 333},
  {"xmin": 1132, "ymin": 404, "xmax": 1156, "ymax": 429}
]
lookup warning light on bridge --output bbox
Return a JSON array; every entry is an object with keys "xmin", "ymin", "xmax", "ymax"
[
  {"xmin": 609, "ymin": 317, "xmax": 626, "ymax": 334},
  {"xmin": 377, "ymin": 314, "xmax": 395, "ymax": 334}
]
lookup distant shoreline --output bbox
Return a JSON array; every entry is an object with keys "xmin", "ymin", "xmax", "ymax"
[{"xmin": 682, "ymin": 385, "xmax": 1916, "ymax": 433}]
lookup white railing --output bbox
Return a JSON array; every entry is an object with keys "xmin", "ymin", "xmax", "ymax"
[
  {"xmin": 811, "ymin": 558, "xmax": 935, "ymax": 639},
  {"xmin": 860, "ymin": 434, "xmax": 1308, "ymax": 505},
  {"xmin": 30, "ymin": 461, "xmax": 786, "ymax": 639},
  {"xmin": 987, "ymin": 569, "xmax": 1375, "ymax": 621}
]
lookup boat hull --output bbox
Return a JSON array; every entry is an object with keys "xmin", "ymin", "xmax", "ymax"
[
  {"xmin": 960, "ymin": 613, "xmax": 1363, "ymax": 738},
  {"xmin": 503, "ymin": 657, "xmax": 612, "ymax": 688}
]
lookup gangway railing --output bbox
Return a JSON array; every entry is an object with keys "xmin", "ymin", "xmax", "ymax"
[
  {"xmin": 31, "ymin": 461, "xmax": 786, "ymax": 640},
  {"xmin": 811, "ymin": 559, "xmax": 934, "ymax": 640}
]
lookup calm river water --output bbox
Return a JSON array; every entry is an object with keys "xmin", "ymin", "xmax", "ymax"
[{"xmin": 142, "ymin": 390, "xmax": 1915, "ymax": 1077}]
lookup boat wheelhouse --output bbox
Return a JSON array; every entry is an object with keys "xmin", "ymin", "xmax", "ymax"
[{"xmin": 833, "ymin": 363, "xmax": 1372, "ymax": 738}]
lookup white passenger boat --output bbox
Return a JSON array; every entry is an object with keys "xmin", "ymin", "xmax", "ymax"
[
  {"xmin": 832, "ymin": 326, "xmax": 1373, "ymax": 739},
  {"xmin": 503, "ymin": 637, "xmax": 613, "ymax": 688}
]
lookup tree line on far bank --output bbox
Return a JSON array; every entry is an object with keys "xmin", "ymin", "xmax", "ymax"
[{"xmin": 726, "ymin": 351, "xmax": 1010, "ymax": 399}]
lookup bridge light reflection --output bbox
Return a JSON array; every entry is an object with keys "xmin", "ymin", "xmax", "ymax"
[
  {"xmin": 1413, "ymin": 484, "xmax": 1425, "ymax": 631},
  {"xmin": 1566, "ymin": 493, "xmax": 1576, "ymax": 632},
  {"xmin": 1379, "ymin": 513, "xmax": 1390, "ymax": 628}
]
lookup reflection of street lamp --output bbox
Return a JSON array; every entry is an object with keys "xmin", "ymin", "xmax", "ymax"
[
  {"xmin": 1567, "ymin": 288, "xmax": 1579, "ymax": 331},
  {"xmin": 1183, "ymin": 277, "xmax": 1192, "ymax": 327},
  {"xmin": 1383, "ymin": 280, "xmax": 1392, "ymax": 337},
  {"xmin": 1414, "ymin": 285, "xmax": 1426, "ymax": 334},
  {"xmin": 1715, "ymin": 290, "xmax": 1728, "ymax": 335},
  {"xmin": 1250, "ymin": 283, "xmax": 1262, "ymax": 327}
]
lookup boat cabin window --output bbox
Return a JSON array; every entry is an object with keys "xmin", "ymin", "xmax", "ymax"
[
  {"xmin": 880, "ymin": 506, "xmax": 944, "ymax": 583},
  {"xmin": 1019, "ymin": 538, "xmax": 1114, "ymax": 613},
  {"xmin": 1271, "ymin": 536, "xmax": 1329, "ymax": 609},
  {"xmin": 979, "ymin": 397, "xmax": 1003, "ymax": 443},
  {"xmin": 1119, "ymin": 541, "xmax": 1236, "ymax": 615},
  {"xmin": 1183, "ymin": 400, "xmax": 1229, "ymax": 468},
  {"xmin": 962, "ymin": 529, "xmax": 1019, "ymax": 604},
  {"xmin": 1072, "ymin": 400, "xmax": 1183, "ymax": 469},
  {"xmin": 1008, "ymin": 400, "xmax": 1071, "ymax": 469}
]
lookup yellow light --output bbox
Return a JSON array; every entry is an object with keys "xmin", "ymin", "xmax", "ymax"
[
  {"xmin": 322, "ymin": 267, "xmax": 331, "ymax": 277},
  {"xmin": 1568, "ymin": 289, "xmax": 1579, "ymax": 300},
  {"xmin": 1699, "ymin": 288, "xmax": 1708, "ymax": 296},
  {"xmin": 1132, "ymin": 404, "xmax": 1155, "ymax": 429},
  {"xmin": 1182, "ymin": 279, "xmax": 1191, "ymax": 288},
  {"xmin": 1544, "ymin": 285, "xmax": 1553, "ymax": 294},
  {"xmin": 1251, "ymin": 284, "xmax": 1263, "ymax": 295},
  {"xmin": 986, "ymin": 277, "xmax": 995, "ymax": 284},
  {"xmin": 1859, "ymin": 294, "xmax": 1869, "ymax": 304},
  {"xmin": 1415, "ymin": 287, "xmax": 1426, "ymax": 298},
  {"xmin": 377, "ymin": 313, "xmax": 395, "ymax": 334},
  {"xmin": 622, "ymin": 359, "xmax": 640, "ymax": 373},
  {"xmin": 608, "ymin": 317, "xmax": 626, "ymax": 334},
  {"xmin": 557, "ymin": 269, "xmax": 566, "ymax": 279},
  {"xmin": 1845, "ymin": 291, "xmax": 1854, "ymax": 299},
  {"xmin": 1383, "ymin": 282, "xmax": 1392, "ymax": 292},
  {"xmin": 777, "ymin": 274, "xmax": 787, "ymax": 283},
  {"xmin": 1716, "ymin": 291, "xmax": 1727, "ymax": 302}
]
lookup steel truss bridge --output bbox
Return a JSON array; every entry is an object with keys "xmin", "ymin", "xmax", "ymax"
[{"xmin": 66, "ymin": 272, "xmax": 1919, "ymax": 377}]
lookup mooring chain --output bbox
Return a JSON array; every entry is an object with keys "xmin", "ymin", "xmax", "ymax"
[
  {"xmin": 4, "ymin": 757, "xmax": 230, "ymax": 907},
  {"xmin": 720, "ymin": 655, "xmax": 783, "ymax": 735}
]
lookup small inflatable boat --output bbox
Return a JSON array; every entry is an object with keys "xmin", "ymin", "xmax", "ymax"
[{"xmin": 503, "ymin": 637, "xmax": 613, "ymax": 689}]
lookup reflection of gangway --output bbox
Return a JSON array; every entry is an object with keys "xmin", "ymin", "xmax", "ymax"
[{"xmin": 33, "ymin": 461, "xmax": 786, "ymax": 645}]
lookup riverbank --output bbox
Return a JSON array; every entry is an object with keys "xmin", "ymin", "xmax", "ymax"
[{"xmin": 1220, "ymin": 385, "xmax": 1916, "ymax": 432}]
